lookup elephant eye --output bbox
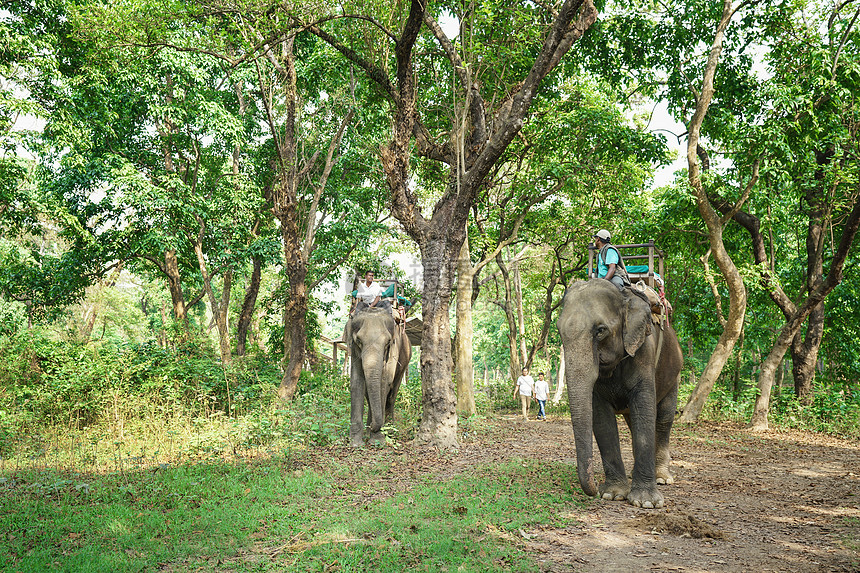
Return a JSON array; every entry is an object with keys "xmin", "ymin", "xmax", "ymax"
[{"xmin": 594, "ymin": 325, "xmax": 609, "ymax": 340}]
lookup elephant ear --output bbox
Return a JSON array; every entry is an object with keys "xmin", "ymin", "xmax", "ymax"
[{"xmin": 622, "ymin": 290, "xmax": 652, "ymax": 357}]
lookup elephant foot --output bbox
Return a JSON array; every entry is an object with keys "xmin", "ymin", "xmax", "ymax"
[
  {"xmin": 369, "ymin": 431, "xmax": 386, "ymax": 446},
  {"xmin": 656, "ymin": 468, "xmax": 675, "ymax": 485},
  {"xmin": 598, "ymin": 481, "xmax": 630, "ymax": 502},
  {"xmin": 627, "ymin": 485, "xmax": 664, "ymax": 509},
  {"xmin": 350, "ymin": 433, "xmax": 365, "ymax": 447}
]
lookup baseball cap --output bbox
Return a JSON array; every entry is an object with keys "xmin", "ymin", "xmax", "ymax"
[{"xmin": 594, "ymin": 229, "xmax": 611, "ymax": 241}]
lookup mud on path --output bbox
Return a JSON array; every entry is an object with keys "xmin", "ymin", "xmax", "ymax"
[{"xmin": 347, "ymin": 415, "xmax": 860, "ymax": 572}]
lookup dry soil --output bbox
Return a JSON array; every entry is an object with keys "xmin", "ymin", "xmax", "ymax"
[{"xmin": 382, "ymin": 415, "xmax": 860, "ymax": 572}]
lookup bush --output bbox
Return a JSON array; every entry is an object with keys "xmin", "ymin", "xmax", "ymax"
[{"xmin": 0, "ymin": 330, "xmax": 284, "ymax": 429}]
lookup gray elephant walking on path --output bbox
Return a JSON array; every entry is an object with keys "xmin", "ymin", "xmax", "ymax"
[
  {"xmin": 557, "ymin": 279, "xmax": 683, "ymax": 509},
  {"xmin": 345, "ymin": 302, "xmax": 412, "ymax": 446}
]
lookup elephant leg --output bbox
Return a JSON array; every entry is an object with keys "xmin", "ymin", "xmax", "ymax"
[
  {"xmin": 655, "ymin": 384, "xmax": 678, "ymax": 485},
  {"xmin": 593, "ymin": 398, "xmax": 629, "ymax": 501},
  {"xmin": 626, "ymin": 384, "xmax": 663, "ymax": 509},
  {"xmin": 368, "ymin": 388, "xmax": 385, "ymax": 446},
  {"xmin": 349, "ymin": 371, "xmax": 366, "ymax": 447},
  {"xmin": 385, "ymin": 372, "xmax": 402, "ymax": 425}
]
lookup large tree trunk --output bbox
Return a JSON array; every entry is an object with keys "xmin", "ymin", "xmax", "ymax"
[
  {"xmin": 279, "ymin": 286, "xmax": 307, "ymax": 401},
  {"xmin": 791, "ymin": 304, "xmax": 824, "ymax": 401},
  {"xmin": 277, "ymin": 209, "xmax": 308, "ymax": 400},
  {"xmin": 791, "ymin": 155, "xmax": 829, "ymax": 402},
  {"xmin": 678, "ymin": 0, "xmax": 748, "ymax": 423},
  {"xmin": 416, "ymin": 238, "xmax": 460, "ymax": 449},
  {"xmin": 455, "ymin": 234, "xmax": 477, "ymax": 418},
  {"xmin": 236, "ymin": 256, "xmax": 262, "ymax": 356}
]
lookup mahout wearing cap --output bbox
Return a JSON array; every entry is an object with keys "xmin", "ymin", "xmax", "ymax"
[{"xmin": 594, "ymin": 229, "xmax": 611, "ymax": 241}]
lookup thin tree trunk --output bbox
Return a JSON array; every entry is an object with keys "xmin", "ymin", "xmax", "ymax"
[
  {"xmin": 678, "ymin": 0, "xmax": 749, "ymax": 423},
  {"xmin": 80, "ymin": 263, "xmax": 125, "ymax": 342},
  {"xmin": 455, "ymin": 233, "xmax": 477, "ymax": 417},
  {"xmin": 496, "ymin": 253, "xmax": 522, "ymax": 382},
  {"xmin": 750, "ymin": 196, "xmax": 860, "ymax": 430},
  {"xmin": 236, "ymin": 256, "xmax": 262, "ymax": 356},
  {"xmin": 513, "ymin": 259, "xmax": 528, "ymax": 366},
  {"xmin": 192, "ymin": 239, "xmax": 232, "ymax": 365},
  {"xmin": 164, "ymin": 249, "xmax": 189, "ymax": 334}
]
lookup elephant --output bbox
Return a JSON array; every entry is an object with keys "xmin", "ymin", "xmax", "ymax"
[
  {"xmin": 557, "ymin": 279, "xmax": 683, "ymax": 509},
  {"xmin": 345, "ymin": 301, "xmax": 412, "ymax": 446}
]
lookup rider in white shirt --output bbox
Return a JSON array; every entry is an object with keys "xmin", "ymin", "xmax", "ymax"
[{"xmin": 353, "ymin": 271, "xmax": 382, "ymax": 311}]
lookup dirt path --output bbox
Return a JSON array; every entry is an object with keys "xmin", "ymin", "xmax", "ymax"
[{"xmin": 403, "ymin": 415, "xmax": 860, "ymax": 572}]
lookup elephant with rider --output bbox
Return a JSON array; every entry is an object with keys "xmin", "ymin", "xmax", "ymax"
[
  {"xmin": 345, "ymin": 301, "xmax": 411, "ymax": 446},
  {"xmin": 557, "ymin": 279, "xmax": 683, "ymax": 509}
]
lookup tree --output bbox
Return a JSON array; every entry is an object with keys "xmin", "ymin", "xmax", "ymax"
[
  {"xmin": 312, "ymin": 0, "xmax": 598, "ymax": 448},
  {"xmin": 746, "ymin": 0, "xmax": 860, "ymax": 428},
  {"xmin": 73, "ymin": 0, "xmax": 389, "ymax": 389}
]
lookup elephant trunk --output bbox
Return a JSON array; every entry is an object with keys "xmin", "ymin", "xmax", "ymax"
[
  {"xmin": 566, "ymin": 339, "xmax": 599, "ymax": 497},
  {"xmin": 363, "ymin": 352, "xmax": 385, "ymax": 433}
]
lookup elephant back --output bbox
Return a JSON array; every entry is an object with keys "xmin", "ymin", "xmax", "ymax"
[{"xmin": 350, "ymin": 304, "xmax": 397, "ymax": 337}]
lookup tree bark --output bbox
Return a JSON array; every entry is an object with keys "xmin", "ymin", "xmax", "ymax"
[
  {"xmin": 496, "ymin": 252, "xmax": 522, "ymax": 382},
  {"xmin": 192, "ymin": 236, "xmax": 232, "ymax": 365},
  {"xmin": 455, "ymin": 233, "xmax": 477, "ymax": 418},
  {"xmin": 236, "ymin": 256, "xmax": 262, "ymax": 356},
  {"xmin": 513, "ymin": 259, "xmax": 528, "ymax": 366},
  {"xmin": 791, "ymin": 149, "xmax": 831, "ymax": 402},
  {"xmin": 417, "ymin": 236, "xmax": 460, "ymax": 448},
  {"xmin": 164, "ymin": 248, "xmax": 189, "ymax": 333}
]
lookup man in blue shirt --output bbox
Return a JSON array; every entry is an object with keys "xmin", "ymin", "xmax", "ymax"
[{"xmin": 594, "ymin": 229, "xmax": 629, "ymax": 291}]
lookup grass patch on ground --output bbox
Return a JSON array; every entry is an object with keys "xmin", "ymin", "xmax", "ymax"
[{"xmin": 1, "ymin": 452, "xmax": 587, "ymax": 572}]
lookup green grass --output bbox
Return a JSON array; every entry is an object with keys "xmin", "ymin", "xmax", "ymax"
[{"xmin": 0, "ymin": 453, "xmax": 587, "ymax": 572}]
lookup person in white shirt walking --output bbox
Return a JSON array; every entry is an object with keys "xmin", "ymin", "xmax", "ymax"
[
  {"xmin": 513, "ymin": 368, "xmax": 535, "ymax": 421},
  {"xmin": 533, "ymin": 372, "xmax": 549, "ymax": 421}
]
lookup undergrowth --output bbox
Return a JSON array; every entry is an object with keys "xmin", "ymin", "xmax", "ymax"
[
  {"xmin": 0, "ymin": 331, "xmax": 421, "ymax": 472},
  {"xmin": 678, "ymin": 367, "xmax": 860, "ymax": 439}
]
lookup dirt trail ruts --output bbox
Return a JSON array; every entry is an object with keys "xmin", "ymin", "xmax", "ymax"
[
  {"xmin": 452, "ymin": 416, "xmax": 860, "ymax": 572},
  {"xmin": 304, "ymin": 414, "xmax": 858, "ymax": 571}
]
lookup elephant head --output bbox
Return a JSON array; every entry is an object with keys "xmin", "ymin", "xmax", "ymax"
[
  {"xmin": 347, "ymin": 302, "xmax": 401, "ymax": 441},
  {"xmin": 557, "ymin": 279, "xmax": 653, "ymax": 496}
]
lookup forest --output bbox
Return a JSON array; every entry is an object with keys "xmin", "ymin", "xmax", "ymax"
[{"xmin": 1, "ymin": 0, "xmax": 860, "ymax": 569}]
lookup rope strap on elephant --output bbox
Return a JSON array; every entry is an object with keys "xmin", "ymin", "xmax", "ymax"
[{"xmin": 629, "ymin": 281, "xmax": 669, "ymax": 329}]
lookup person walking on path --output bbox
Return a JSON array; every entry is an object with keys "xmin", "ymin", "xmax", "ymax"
[
  {"xmin": 533, "ymin": 372, "xmax": 549, "ymax": 421},
  {"xmin": 513, "ymin": 368, "xmax": 535, "ymax": 421}
]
